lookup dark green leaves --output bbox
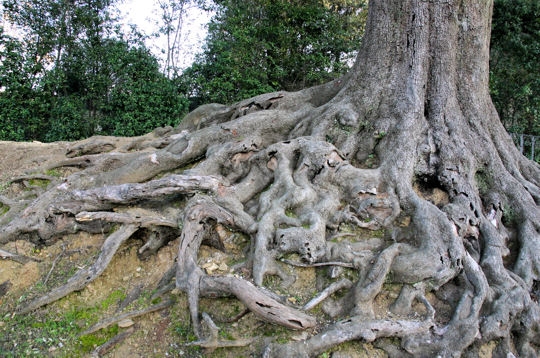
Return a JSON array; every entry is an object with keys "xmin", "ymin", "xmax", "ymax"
[
  {"xmin": 182, "ymin": 0, "xmax": 367, "ymax": 105},
  {"xmin": 0, "ymin": 0, "xmax": 188, "ymax": 142},
  {"xmin": 490, "ymin": 0, "xmax": 540, "ymax": 136}
]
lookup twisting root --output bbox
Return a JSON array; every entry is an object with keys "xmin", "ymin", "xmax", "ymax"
[
  {"xmin": 303, "ymin": 279, "xmax": 353, "ymax": 311},
  {"xmin": 176, "ymin": 195, "xmax": 316, "ymax": 337},
  {"xmin": 18, "ymin": 224, "xmax": 138, "ymax": 314},
  {"xmin": 263, "ymin": 316, "xmax": 434, "ymax": 358},
  {"xmin": 1, "ymin": 56, "xmax": 539, "ymax": 356}
]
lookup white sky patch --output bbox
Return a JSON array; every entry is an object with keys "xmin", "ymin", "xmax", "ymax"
[
  {"xmin": 117, "ymin": 0, "xmax": 212, "ymax": 71},
  {"xmin": 1, "ymin": 0, "xmax": 211, "ymax": 72}
]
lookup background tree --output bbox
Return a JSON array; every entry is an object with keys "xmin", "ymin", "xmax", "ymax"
[
  {"xmin": 0, "ymin": 27, "xmax": 45, "ymax": 141},
  {"xmin": 0, "ymin": 0, "xmax": 188, "ymax": 141},
  {"xmin": 156, "ymin": 0, "xmax": 189, "ymax": 78},
  {"xmin": 181, "ymin": 0, "xmax": 367, "ymax": 106},
  {"xmin": 490, "ymin": 0, "xmax": 540, "ymax": 136}
]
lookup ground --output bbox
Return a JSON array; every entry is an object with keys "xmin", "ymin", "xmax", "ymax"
[{"xmin": 0, "ymin": 140, "xmax": 399, "ymax": 357}]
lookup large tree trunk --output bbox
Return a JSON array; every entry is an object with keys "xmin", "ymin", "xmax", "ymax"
[{"xmin": 1, "ymin": 0, "xmax": 539, "ymax": 356}]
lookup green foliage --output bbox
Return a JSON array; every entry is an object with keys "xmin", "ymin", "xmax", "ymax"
[
  {"xmin": 2, "ymin": 0, "xmax": 537, "ymax": 142},
  {"xmin": 181, "ymin": 0, "xmax": 367, "ymax": 105},
  {"xmin": 490, "ymin": 0, "xmax": 540, "ymax": 136},
  {"xmin": 0, "ymin": 0, "xmax": 188, "ymax": 142}
]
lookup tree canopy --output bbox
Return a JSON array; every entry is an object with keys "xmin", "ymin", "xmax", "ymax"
[
  {"xmin": 0, "ymin": 0, "xmax": 188, "ymax": 141},
  {"xmin": 160, "ymin": 0, "xmax": 367, "ymax": 106},
  {"xmin": 1, "ymin": 0, "xmax": 539, "ymax": 145},
  {"xmin": 490, "ymin": 0, "xmax": 540, "ymax": 137}
]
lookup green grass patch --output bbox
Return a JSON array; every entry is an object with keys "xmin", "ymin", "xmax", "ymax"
[
  {"xmin": 371, "ymin": 228, "xmax": 386, "ymax": 238},
  {"xmin": 44, "ymin": 168, "xmax": 62, "ymax": 177},
  {"xmin": 0, "ymin": 288, "xmax": 128, "ymax": 357},
  {"xmin": 0, "ymin": 202, "xmax": 9, "ymax": 216},
  {"xmin": 99, "ymin": 289, "xmax": 126, "ymax": 310},
  {"xmin": 78, "ymin": 325, "xmax": 119, "ymax": 353},
  {"xmin": 27, "ymin": 178, "xmax": 50, "ymax": 189},
  {"xmin": 0, "ymin": 183, "xmax": 9, "ymax": 194},
  {"xmin": 169, "ymin": 305, "xmax": 201, "ymax": 356}
]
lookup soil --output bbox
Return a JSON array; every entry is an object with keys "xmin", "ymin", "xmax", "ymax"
[{"xmin": 0, "ymin": 140, "xmax": 389, "ymax": 357}]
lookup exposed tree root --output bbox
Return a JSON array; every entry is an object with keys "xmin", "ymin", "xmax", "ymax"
[
  {"xmin": 303, "ymin": 279, "xmax": 353, "ymax": 311},
  {"xmin": 263, "ymin": 316, "xmax": 434, "ymax": 358},
  {"xmin": 186, "ymin": 312, "xmax": 254, "ymax": 352},
  {"xmin": 90, "ymin": 326, "xmax": 135, "ymax": 358},
  {"xmin": 0, "ymin": 248, "xmax": 41, "ymax": 264},
  {"xmin": 175, "ymin": 194, "xmax": 316, "ymax": 337},
  {"xmin": 82, "ymin": 299, "xmax": 173, "ymax": 336},
  {"xmin": 18, "ymin": 225, "xmax": 139, "ymax": 314}
]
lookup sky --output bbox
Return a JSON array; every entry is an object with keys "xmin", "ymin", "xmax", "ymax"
[
  {"xmin": 0, "ymin": 0, "xmax": 212, "ymax": 71},
  {"xmin": 117, "ymin": 0, "xmax": 213, "ymax": 70}
]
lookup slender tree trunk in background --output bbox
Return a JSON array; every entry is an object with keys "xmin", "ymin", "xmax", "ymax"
[
  {"xmin": 158, "ymin": 0, "xmax": 187, "ymax": 77},
  {"xmin": 2, "ymin": 0, "xmax": 539, "ymax": 356}
]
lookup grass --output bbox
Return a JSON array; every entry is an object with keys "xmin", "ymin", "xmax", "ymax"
[
  {"xmin": 78, "ymin": 325, "xmax": 119, "ymax": 353},
  {"xmin": 0, "ymin": 289, "xmax": 127, "ymax": 357},
  {"xmin": 372, "ymin": 228, "xmax": 386, "ymax": 238},
  {"xmin": 169, "ymin": 299, "xmax": 201, "ymax": 356},
  {"xmin": 0, "ymin": 181, "xmax": 10, "ymax": 194},
  {"xmin": 0, "ymin": 203, "xmax": 9, "ymax": 216},
  {"xmin": 27, "ymin": 178, "xmax": 50, "ymax": 189},
  {"xmin": 44, "ymin": 168, "xmax": 62, "ymax": 177}
]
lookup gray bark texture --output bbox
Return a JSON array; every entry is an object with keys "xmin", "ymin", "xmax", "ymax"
[{"xmin": 1, "ymin": 0, "xmax": 540, "ymax": 356}]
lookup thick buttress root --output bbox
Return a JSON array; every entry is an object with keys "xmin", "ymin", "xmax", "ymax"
[{"xmin": 263, "ymin": 316, "xmax": 434, "ymax": 358}]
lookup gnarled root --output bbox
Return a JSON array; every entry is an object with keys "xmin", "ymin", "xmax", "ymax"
[
  {"xmin": 263, "ymin": 316, "xmax": 433, "ymax": 358},
  {"xmin": 176, "ymin": 194, "xmax": 316, "ymax": 337},
  {"xmin": 186, "ymin": 312, "xmax": 254, "ymax": 352}
]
